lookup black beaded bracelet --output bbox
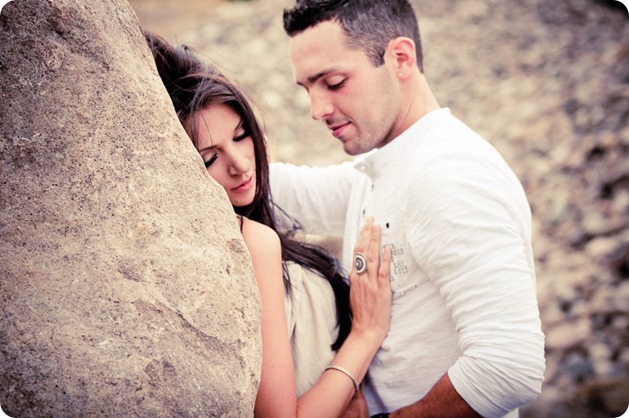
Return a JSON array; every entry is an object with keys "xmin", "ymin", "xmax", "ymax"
[{"xmin": 371, "ymin": 414, "xmax": 389, "ymax": 418}]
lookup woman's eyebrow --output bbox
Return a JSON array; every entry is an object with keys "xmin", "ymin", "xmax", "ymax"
[
  {"xmin": 235, "ymin": 119, "xmax": 245, "ymax": 132},
  {"xmin": 197, "ymin": 143, "xmax": 216, "ymax": 153}
]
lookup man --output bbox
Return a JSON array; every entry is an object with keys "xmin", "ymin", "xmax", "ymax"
[{"xmin": 270, "ymin": 1, "xmax": 546, "ymax": 417}]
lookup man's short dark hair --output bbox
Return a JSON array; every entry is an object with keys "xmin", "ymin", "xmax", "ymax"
[{"xmin": 283, "ymin": 0, "xmax": 424, "ymax": 72}]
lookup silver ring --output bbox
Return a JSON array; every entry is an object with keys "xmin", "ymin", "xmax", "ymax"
[{"xmin": 354, "ymin": 253, "xmax": 367, "ymax": 275}]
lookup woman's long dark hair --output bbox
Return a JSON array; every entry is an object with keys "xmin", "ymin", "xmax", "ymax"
[{"xmin": 146, "ymin": 32, "xmax": 350, "ymax": 350}]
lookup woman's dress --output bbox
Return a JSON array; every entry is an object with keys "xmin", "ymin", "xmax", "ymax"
[{"xmin": 284, "ymin": 261, "xmax": 339, "ymax": 397}]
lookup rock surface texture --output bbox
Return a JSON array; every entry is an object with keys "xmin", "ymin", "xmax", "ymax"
[
  {"xmin": 131, "ymin": 0, "xmax": 629, "ymax": 417},
  {"xmin": 0, "ymin": 0, "xmax": 261, "ymax": 417}
]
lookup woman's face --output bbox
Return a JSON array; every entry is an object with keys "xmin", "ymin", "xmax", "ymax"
[{"xmin": 191, "ymin": 103, "xmax": 257, "ymax": 208}]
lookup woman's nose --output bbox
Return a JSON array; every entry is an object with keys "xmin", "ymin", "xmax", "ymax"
[{"xmin": 228, "ymin": 153, "xmax": 250, "ymax": 176}]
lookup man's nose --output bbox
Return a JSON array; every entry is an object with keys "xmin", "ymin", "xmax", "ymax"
[{"xmin": 309, "ymin": 92, "xmax": 333, "ymax": 121}]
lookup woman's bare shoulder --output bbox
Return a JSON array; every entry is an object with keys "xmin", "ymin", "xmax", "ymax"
[
  {"xmin": 240, "ymin": 217, "xmax": 280, "ymax": 254},
  {"xmin": 239, "ymin": 217, "xmax": 283, "ymax": 289}
]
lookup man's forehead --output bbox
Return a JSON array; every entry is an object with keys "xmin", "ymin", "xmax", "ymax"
[{"xmin": 288, "ymin": 25, "xmax": 363, "ymax": 85}]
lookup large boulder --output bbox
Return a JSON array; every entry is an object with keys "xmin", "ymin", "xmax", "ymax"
[{"xmin": 0, "ymin": 0, "xmax": 261, "ymax": 416}]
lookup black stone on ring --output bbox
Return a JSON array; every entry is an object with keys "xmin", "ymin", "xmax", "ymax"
[{"xmin": 354, "ymin": 253, "xmax": 367, "ymax": 275}]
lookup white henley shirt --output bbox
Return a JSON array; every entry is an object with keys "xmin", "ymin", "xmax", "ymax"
[{"xmin": 270, "ymin": 108, "xmax": 545, "ymax": 417}]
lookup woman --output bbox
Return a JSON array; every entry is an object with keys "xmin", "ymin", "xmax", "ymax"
[{"xmin": 146, "ymin": 32, "xmax": 392, "ymax": 418}]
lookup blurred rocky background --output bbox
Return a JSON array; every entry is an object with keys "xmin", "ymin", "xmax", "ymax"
[{"xmin": 130, "ymin": 0, "xmax": 628, "ymax": 417}]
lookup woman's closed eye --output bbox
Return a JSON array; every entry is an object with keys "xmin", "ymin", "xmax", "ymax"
[
  {"xmin": 204, "ymin": 153, "xmax": 218, "ymax": 168},
  {"xmin": 203, "ymin": 128, "xmax": 250, "ymax": 168},
  {"xmin": 233, "ymin": 128, "xmax": 251, "ymax": 142}
]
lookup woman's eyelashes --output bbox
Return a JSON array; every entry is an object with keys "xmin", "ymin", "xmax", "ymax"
[
  {"xmin": 204, "ymin": 153, "xmax": 218, "ymax": 168},
  {"xmin": 202, "ymin": 128, "xmax": 251, "ymax": 168},
  {"xmin": 233, "ymin": 128, "xmax": 251, "ymax": 142}
]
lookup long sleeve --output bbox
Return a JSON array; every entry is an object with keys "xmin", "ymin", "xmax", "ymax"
[
  {"xmin": 406, "ymin": 149, "xmax": 545, "ymax": 417},
  {"xmin": 269, "ymin": 162, "xmax": 360, "ymax": 237}
]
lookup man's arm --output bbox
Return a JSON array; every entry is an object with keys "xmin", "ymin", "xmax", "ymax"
[
  {"xmin": 389, "ymin": 373, "xmax": 481, "ymax": 418},
  {"xmin": 269, "ymin": 162, "xmax": 358, "ymax": 236},
  {"xmin": 400, "ymin": 151, "xmax": 545, "ymax": 417}
]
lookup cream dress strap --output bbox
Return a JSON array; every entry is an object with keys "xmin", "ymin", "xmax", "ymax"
[{"xmin": 284, "ymin": 261, "xmax": 339, "ymax": 397}]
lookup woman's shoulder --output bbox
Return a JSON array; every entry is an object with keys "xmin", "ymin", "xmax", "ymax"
[
  {"xmin": 240, "ymin": 216, "xmax": 280, "ymax": 253},
  {"xmin": 239, "ymin": 217, "xmax": 284, "ymax": 295}
]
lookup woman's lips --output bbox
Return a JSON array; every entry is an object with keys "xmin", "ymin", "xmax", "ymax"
[{"xmin": 233, "ymin": 175, "xmax": 253, "ymax": 193}]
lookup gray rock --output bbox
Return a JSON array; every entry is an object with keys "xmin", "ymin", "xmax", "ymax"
[
  {"xmin": 0, "ymin": 0, "xmax": 261, "ymax": 416},
  {"xmin": 83, "ymin": 0, "xmax": 629, "ymax": 416}
]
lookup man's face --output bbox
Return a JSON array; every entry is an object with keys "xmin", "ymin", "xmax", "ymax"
[{"xmin": 289, "ymin": 20, "xmax": 402, "ymax": 155}]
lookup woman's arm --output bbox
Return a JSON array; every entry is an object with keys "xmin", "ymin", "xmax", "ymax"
[
  {"xmin": 242, "ymin": 217, "xmax": 392, "ymax": 418},
  {"xmin": 241, "ymin": 218, "xmax": 297, "ymax": 417},
  {"xmin": 297, "ymin": 217, "xmax": 392, "ymax": 418}
]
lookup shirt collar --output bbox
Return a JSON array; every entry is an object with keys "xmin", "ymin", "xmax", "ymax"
[{"xmin": 353, "ymin": 108, "xmax": 451, "ymax": 180}]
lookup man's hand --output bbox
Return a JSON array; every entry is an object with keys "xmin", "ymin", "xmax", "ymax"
[
  {"xmin": 340, "ymin": 389, "xmax": 369, "ymax": 418},
  {"xmin": 389, "ymin": 373, "xmax": 482, "ymax": 418}
]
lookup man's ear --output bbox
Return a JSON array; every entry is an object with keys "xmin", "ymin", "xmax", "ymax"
[{"xmin": 388, "ymin": 37, "xmax": 416, "ymax": 78}]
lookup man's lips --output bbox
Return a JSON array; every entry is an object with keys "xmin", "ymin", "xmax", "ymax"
[
  {"xmin": 329, "ymin": 122, "xmax": 350, "ymax": 138},
  {"xmin": 232, "ymin": 175, "xmax": 253, "ymax": 193}
]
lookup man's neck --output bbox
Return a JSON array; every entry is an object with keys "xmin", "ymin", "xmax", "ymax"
[{"xmin": 396, "ymin": 72, "xmax": 440, "ymax": 134}]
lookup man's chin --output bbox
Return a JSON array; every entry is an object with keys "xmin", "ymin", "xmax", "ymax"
[
  {"xmin": 342, "ymin": 141, "xmax": 366, "ymax": 156},
  {"xmin": 342, "ymin": 144, "xmax": 359, "ymax": 156}
]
